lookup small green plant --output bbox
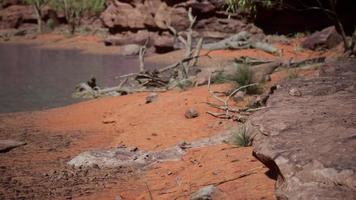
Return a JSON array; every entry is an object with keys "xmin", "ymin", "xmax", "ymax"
[
  {"xmin": 233, "ymin": 64, "xmax": 251, "ymax": 86},
  {"xmin": 232, "ymin": 125, "xmax": 252, "ymax": 147},
  {"xmin": 224, "ymin": 0, "xmax": 273, "ymax": 16},
  {"xmin": 46, "ymin": 18, "xmax": 55, "ymax": 30},
  {"xmin": 211, "ymin": 71, "xmax": 230, "ymax": 84},
  {"xmin": 231, "ymin": 64, "xmax": 262, "ymax": 94},
  {"xmin": 50, "ymin": 0, "xmax": 105, "ymax": 35}
]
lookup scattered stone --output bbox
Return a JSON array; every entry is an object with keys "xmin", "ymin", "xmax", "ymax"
[
  {"xmin": 102, "ymin": 118, "xmax": 116, "ymax": 124},
  {"xmin": 232, "ymin": 91, "xmax": 245, "ymax": 102},
  {"xmin": 145, "ymin": 92, "xmax": 158, "ymax": 104},
  {"xmin": 288, "ymin": 87, "xmax": 302, "ymax": 97},
  {"xmin": 0, "ymin": 139, "xmax": 26, "ymax": 153},
  {"xmin": 190, "ymin": 185, "xmax": 216, "ymax": 200},
  {"xmin": 185, "ymin": 108, "xmax": 199, "ymax": 119},
  {"xmin": 301, "ymin": 26, "xmax": 343, "ymax": 50},
  {"xmin": 120, "ymin": 44, "xmax": 141, "ymax": 56}
]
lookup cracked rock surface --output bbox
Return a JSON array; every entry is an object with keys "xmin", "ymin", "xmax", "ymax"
[{"xmin": 249, "ymin": 58, "xmax": 356, "ymax": 199}]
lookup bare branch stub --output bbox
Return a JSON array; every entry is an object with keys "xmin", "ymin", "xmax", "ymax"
[{"xmin": 139, "ymin": 39, "xmax": 149, "ymax": 73}]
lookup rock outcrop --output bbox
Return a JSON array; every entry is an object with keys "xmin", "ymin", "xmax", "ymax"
[
  {"xmin": 249, "ymin": 59, "xmax": 356, "ymax": 199},
  {"xmin": 0, "ymin": 0, "xmax": 263, "ymax": 53},
  {"xmin": 100, "ymin": 0, "xmax": 263, "ymax": 52},
  {"xmin": 0, "ymin": 139, "xmax": 26, "ymax": 153},
  {"xmin": 301, "ymin": 26, "xmax": 343, "ymax": 50},
  {"xmin": 0, "ymin": 5, "xmax": 35, "ymax": 29}
]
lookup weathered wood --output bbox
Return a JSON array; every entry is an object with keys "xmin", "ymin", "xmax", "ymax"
[{"xmin": 202, "ymin": 31, "xmax": 250, "ymax": 50}]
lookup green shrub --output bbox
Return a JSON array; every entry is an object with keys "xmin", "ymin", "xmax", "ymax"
[
  {"xmin": 46, "ymin": 18, "xmax": 55, "ymax": 30},
  {"xmin": 232, "ymin": 125, "xmax": 252, "ymax": 147},
  {"xmin": 224, "ymin": 0, "xmax": 273, "ymax": 15},
  {"xmin": 50, "ymin": 0, "xmax": 105, "ymax": 34},
  {"xmin": 211, "ymin": 71, "xmax": 230, "ymax": 84}
]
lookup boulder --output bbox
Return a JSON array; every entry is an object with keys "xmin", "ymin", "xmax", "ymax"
[
  {"xmin": 0, "ymin": 0, "xmax": 20, "ymax": 9},
  {"xmin": 104, "ymin": 30, "xmax": 156, "ymax": 46},
  {"xmin": 154, "ymin": 2, "xmax": 190, "ymax": 31},
  {"xmin": 0, "ymin": 5, "xmax": 35, "ymax": 29},
  {"xmin": 195, "ymin": 17, "xmax": 263, "ymax": 41},
  {"xmin": 186, "ymin": 0, "xmax": 216, "ymax": 14},
  {"xmin": 153, "ymin": 33, "xmax": 175, "ymax": 53},
  {"xmin": 120, "ymin": 44, "xmax": 141, "ymax": 56},
  {"xmin": 249, "ymin": 59, "xmax": 356, "ymax": 199},
  {"xmin": 100, "ymin": 1, "xmax": 155, "ymax": 31},
  {"xmin": 0, "ymin": 140, "xmax": 26, "ymax": 153},
  {"xmin": 301, "ymin": 26, "xmax": 343, "ymax": 50}
]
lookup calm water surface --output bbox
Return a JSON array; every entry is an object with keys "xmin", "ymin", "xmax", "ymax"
[{"xmin": 0, "ymin": 43, "xmax": 154, "ymax": 113}]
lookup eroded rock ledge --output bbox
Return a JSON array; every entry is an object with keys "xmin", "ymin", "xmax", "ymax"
[{"xmin": 249, "ymin": 58, "xmax": 356, "ymax": 199}]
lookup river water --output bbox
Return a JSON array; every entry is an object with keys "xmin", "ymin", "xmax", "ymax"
[{"xmin": 0, "ymin": 43, "xmax": 153, "ymax": 113}]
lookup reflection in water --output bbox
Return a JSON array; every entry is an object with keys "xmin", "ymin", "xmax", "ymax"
[{"xmin": 0, "ymin": 44, "xmax": 154, "ymax": 113}]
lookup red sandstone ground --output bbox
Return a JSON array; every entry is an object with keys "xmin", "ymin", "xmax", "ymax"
[{"xmin": 0, "ymin": 34, "xmax": 342, "ymax": 199}]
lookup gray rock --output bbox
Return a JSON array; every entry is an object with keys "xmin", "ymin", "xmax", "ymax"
[
  {"xmin": 185, "ymin": 108, "xmax": 199, "ymax": 119},
  {"xmin": 0, "ymin": 140, "xmax": 26, "ymax": 153},
  {"xmin": 250, "ymin": 60, "xmax": 283, "ymax": 83},
  {"xmin": 301, "ymin": 26, "xmax": 343, "ymax": 50},
  {"xmin": 232, "ymin": 91, "xmax": 245, "ymax": 102},
  {"xmin": 190, "ymin": 185, "xmax": 215, "ymax": 200},
  {"xmin": 121, "ymin": 44, "xmax": 141, "ymax": 56},
  {"xmin": 288, "ymin": 87, "xmax": 302, "ymax": 97},
  {"xmin": 249, "ymin": 59, "xmax": 356, "ymax": 199},
  {"xmin": 145, "ymin": 92, "xmax": 158, "ymax": 104}
]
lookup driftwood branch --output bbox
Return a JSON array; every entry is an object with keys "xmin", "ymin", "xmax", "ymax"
[
  {"xmin": 202, "ymin": 31, "xmax": 281, "ymax": 55},
  {"xmin": 139, "ymin": 39, "xmax": 149, "ymax": 72},
  {"xmin": 207, "ymin": 73, "xmax": 258, "ymax": 120}
]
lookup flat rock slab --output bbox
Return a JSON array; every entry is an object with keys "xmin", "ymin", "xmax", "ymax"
[
  {"xmin": 68, "ymin": 132, "xmax": 232, "ymax": 168},
  {"xmin": 249, "ymin": 58, "xmax": 356, "ymax": 199},
  {"xmin": 0, "ymin": 139, "xmax": 26, "ymax": 153}
]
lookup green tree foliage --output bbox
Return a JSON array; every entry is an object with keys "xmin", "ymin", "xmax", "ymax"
[
  {"xmin": 50, "ymin": 0, "xmax": 105, "ymax": 34},
  {"xmin": 224, "ymin": 0, "xmax": 274, "ymax": 15},
  {"xmin": 23, "ymin": 0, "xmax": 50, "ymax": 33}
]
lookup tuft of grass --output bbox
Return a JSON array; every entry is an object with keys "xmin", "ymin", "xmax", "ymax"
[
  {"xmin": 232, "ymin": 125, "xmax": 252, "ymax": 147},
  {"xmin": 211, "ymin": 71, "xmax": 230, "ymax": 84},
  {"xmin": 231, "ymin": 64, "xmax": 262, "ymax": 95}
]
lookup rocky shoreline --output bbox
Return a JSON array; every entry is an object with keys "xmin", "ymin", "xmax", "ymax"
[{"xmin": 0, "ymin": 0, "xmax": 264, "ymax": 55}]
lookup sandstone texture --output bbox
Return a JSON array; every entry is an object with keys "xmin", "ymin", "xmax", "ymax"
[
  {"xmin": 0, "ymin": 139, "xmax": 26, "ymax": 153},
  {"xmin": 249, "ymin": 58, "xmax": 356, "ymax": 199},
  {"xmin": 301, "ymin": 26, "xmax": 343, "ymax": 50}
]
